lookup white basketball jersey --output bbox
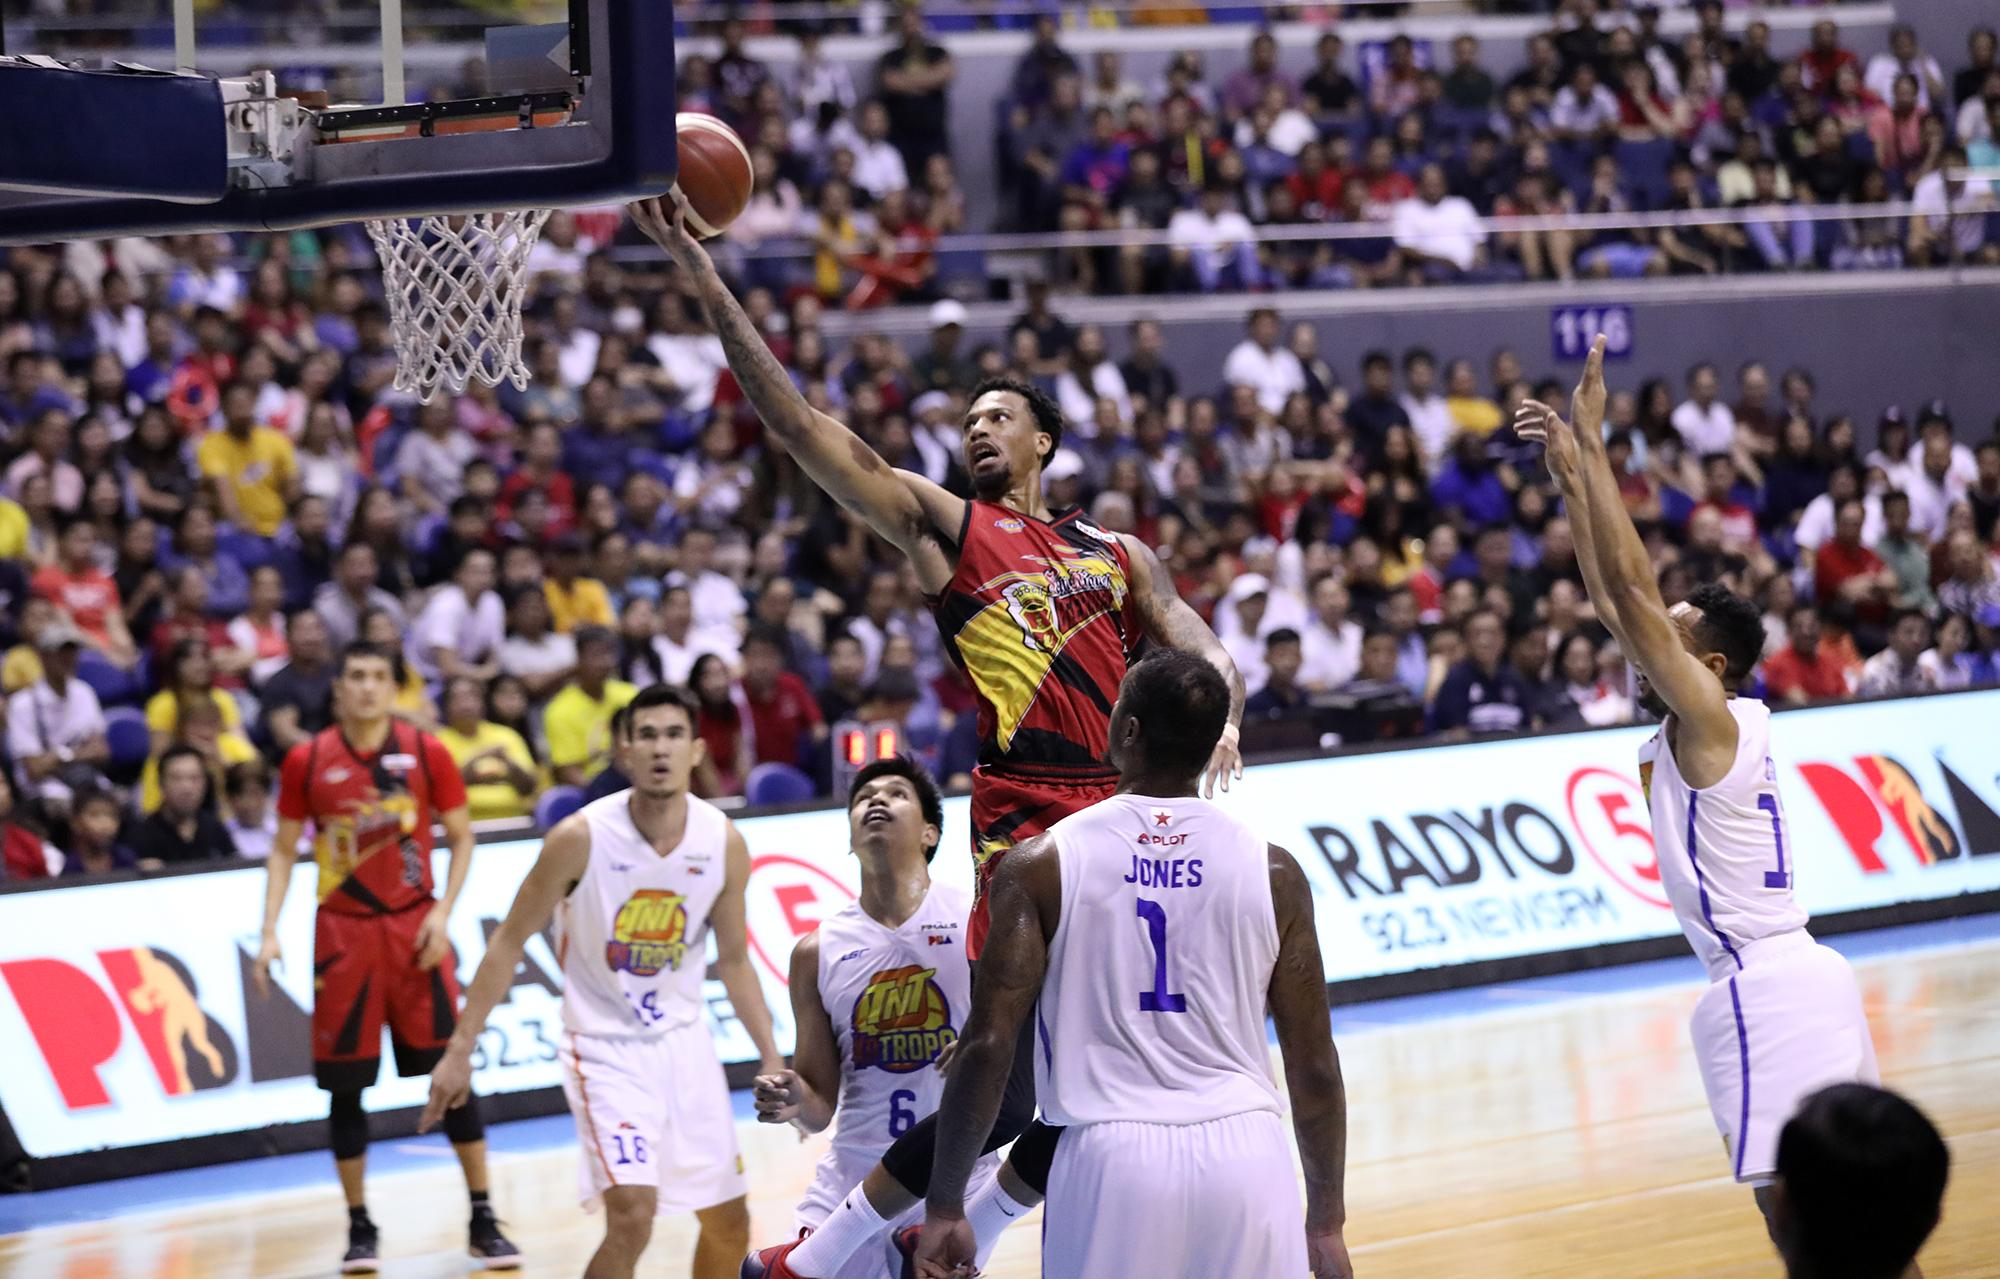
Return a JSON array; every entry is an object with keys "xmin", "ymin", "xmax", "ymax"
[
  {"xmin": 1639, "ymin": 699, "xmax": 1810, "ymax": 980},
  {"xmin": 797, "ymin": 881, "xmax": 975, "ymax": 1226},
  {"xmin": 1035, "ymin": 793, "xmax": 1283, "ymax": 1127},
  {"xmin": 554, "ymin": 792, "xmax": 731, "ymax": 1039}
]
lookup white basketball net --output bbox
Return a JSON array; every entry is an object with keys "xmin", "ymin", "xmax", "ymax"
[{"xmin": 365, "ymin": 209, "xmax": 553, "ymax": 401}]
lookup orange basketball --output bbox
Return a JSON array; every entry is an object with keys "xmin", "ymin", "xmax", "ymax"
[{"xmin": 674, "ymin": 112, "xmax": 753, "ymax": 239}]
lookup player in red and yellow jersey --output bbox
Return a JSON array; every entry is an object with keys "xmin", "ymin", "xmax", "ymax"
[
  {"xmin": 252, "ymin": 643, "xmax": 518, "ymax": 1275},
  {"xmin": 634, "ymin": 196, "xmax": 1246, "ymax": 1279}
]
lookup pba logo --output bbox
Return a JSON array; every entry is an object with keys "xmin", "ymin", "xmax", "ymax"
[
  {"xmin": 851, "ymin": 965, "xmax": 956, "ymax": 1073},
  {"xmin": 1, "ymin": 947, "xmax": 242, "ymax": 1109},
  {"xmin": 607, "ymin": 890, "xmax": 690, "ymax": 976},
  {"xmin": 1796, "ymin": 752, "xmax": 2000, "ymax": 872}
]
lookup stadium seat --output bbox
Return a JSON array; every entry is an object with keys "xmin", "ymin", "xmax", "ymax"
[
  {"xmin": 76, "ymin": 649, "xmax": 144, "ymax": 707},
  {"xmin": 104, "ymin": 708, "xmax": 151, "ymax": 772},
  {"xmin": 535, "ymin": 785, "xmax": 586, "ymax": 831},
  {"xmin": 1613, "ymin": 138, "xmax": 1675, "ymax": 210},
  {"xmin": 745, "ymin": 763, "xmax": 815, "ymax": 808}
]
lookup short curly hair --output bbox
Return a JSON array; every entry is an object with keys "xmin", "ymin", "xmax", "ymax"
[
  {"xmin": 1685, "ymin": 583, "xmax": 1765, "ymax": 683},
  {"xmin": 969, "ymin": 376, "xmax": 1064, "ymax": 464}
]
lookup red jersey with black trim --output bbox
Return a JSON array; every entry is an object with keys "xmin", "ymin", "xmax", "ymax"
[
  {"xmin": 278, "ymin": 723, "xmax": 467, "ymax": 916},
  {"xmin": 930, "ymin": 500, "xmax": 1142, "ymax": 774}
]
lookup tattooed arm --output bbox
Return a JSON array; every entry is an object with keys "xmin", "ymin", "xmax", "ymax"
[
  {"xmin": 631, "ymin": 197, "xmax": 963, "ymax": 589},
  {"xmin": 1122, "ymin": 532, "xmax": 1245, "ymax": 795}
]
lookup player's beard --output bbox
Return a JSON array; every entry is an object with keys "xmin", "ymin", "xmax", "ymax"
[{"xmin": 969, "ymin": 455, "xmax": 1014, "ymax": 501}]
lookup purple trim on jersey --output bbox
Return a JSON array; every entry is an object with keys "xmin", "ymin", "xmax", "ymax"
[
  {"xmin": 1686, "ymin": 793, "xmax": 1743, "ymax": 970},
  {"xmin": 1728, "ymin": 975, "xmax": 1752, "ymax": 1182},
  {"xmin": 1035, "ymin": 1000, "xmax": 1053, "ymax": 1073}
]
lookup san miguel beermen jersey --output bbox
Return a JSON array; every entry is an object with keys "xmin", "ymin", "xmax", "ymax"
[
  {"xmin": 554, "ymin": 792, "xmax": 730, "ymax": 1039},
  {"xmin": 796, "ymin": 881, "xmax": 974, "ymax": 1226},
  {"xmin": 929, "ymin": 501, "xmax": 1142, "ymax": 774},
  {"xmin": 278, "ymin": 724, "xmax": 466, "ymax": 916},
  {"xmin": 1639, "ymin": 698, "xmax": 1810, "ymax": 981}
]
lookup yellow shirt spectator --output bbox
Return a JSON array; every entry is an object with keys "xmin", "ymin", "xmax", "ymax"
[
  {"xmin": 0, "ymin": 497, "xmax": 28, "ymax": 560},
  {"xmin": 145, "ymin": 688, "xmax": 256, "ymax": 756},
  {"xmin": 438, "ymin": 720, "xmax": 539, "ymax": 821},
  {"xmin": 544, "ymin": 577, "xmax": 614, "ymax": 633},
  {"xmin": 544, "ymin": 678, "xmax": 636, "ymax": 783},
  {"xmin": 2, "ymin": 645, "xmax": 43, "ymax": 695},
  {"xmin": 196, "ymin": 425, "xmax": 299, "ymax": 537},
  {"xmin": 1447, "ymin": 394, "xmax": 1503, "ymax": 438}
]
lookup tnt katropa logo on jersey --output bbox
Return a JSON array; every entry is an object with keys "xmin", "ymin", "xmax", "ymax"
[
  {"xmin": 607, "ymin": 890, "xmax": 690, "ymax": 975},
  {"xmin": 850, "ymin": 964, "xmax": 956, "ymax": 1073}
]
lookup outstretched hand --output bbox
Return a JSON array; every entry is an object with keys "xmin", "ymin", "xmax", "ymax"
[
  {"xmin": 1514, "ymin": 396, "xmax": 1579, "ymax": 483},
  {"xmin": 1569, "ymin": 333, "xmax": 1609, "ymax": 436},
  {"xmin": 629, "ymin": 190, "xmax": 706, "ymax": 271}
]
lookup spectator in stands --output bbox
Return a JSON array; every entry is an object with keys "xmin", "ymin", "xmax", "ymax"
[
  {"xmin": 1875, "ymin": 491, "xmax": 1937, "ymax": 615},
  {"xmin": 1444, "ymin": 34, "xmax": 1496, "ymax": 112},
  {"xmin": 259, "ymin": 608, "xmax": 333, "ymax": 757},
  {"xmin": 63, "ymin": 785, "xmax": 136, "ymax": 877},
  {"xmin": 1222, "ymin": 309, "xmax": 1306, "ymax": 418},
  {"xmin": 313, "ymin": 540, "xmax": 401, "ymax": 650},
  {"xmin": 220, "ymin": 759, "xmax": 278, "ymax": 860},
  {"xmin": 1764, "ymin": 603, "xmax": 1855, "ymax": 704},
  {"xmin": 543, "ymin": 625, "xmax": 634, "ymax": 788},
  {"xmin": 1431, "ymin": 610, "xmax": 1530, "ymax": 738},
  {"xmin": 1867, "ymin": 23, "xmax": 1947, "ymax": 114},
  {"xmin": 438, "ymin": 675, "xmax": 538, "ymax": 823},
  {"xmin": 1118, "ymin": 318, "xmax": 1178, "ymax": 412},
  {"xmin": 197, "ymin": 381, "xmax": 298, "ymax": 538},
  {"xmin": 1858, "ymin": 610, "xmax": 1936, "ymax": 697},
  {"xmin": 146, "ymin": 636, "xmax": 252, "ymax": 758},
  {"xmin": 739, "ymin": 623, "xmax": 825, "ymax": 772},
  {"xmin": 35, "ymin": 517, "xmax": 138, "ymax": 668},
  {"xmin": 1816, "ymin": 498, "xmax": 1897, "ymax": 637},
  {"xmin": 1299, "ymin": 574, "xmax": 1363, "ymax": 692},
  {"xmin": 6, "ymin": 622, "xmax": 109, "ymax": 815},
  {"xmin": 129, "ymin": 744, "xmax": 236, "ymax": 865},
  {"xmin": 0, "ymin": 769, "xmax": 61, "ymax": 881},
  {"xmin": 689, "ymin": 650, "xmax": 752, "ymax": 800},
  {"xmin": 1244, "ymin": 628, "xmax": 1307, "ymax": 720},
  {"xmin": 875, "ymin": 7, "xmax": 954, "ymax": 173},
  {"xmin": 411, "ymin": 547, "xmax": 505, "ymax": 685},
  {"xmin": 1938, "ymin": 530, "xmax": 2000, "ymax": 618},
  {"xmin": 501, "ymin": 584, "xmax": 576, "ymax": 704}
]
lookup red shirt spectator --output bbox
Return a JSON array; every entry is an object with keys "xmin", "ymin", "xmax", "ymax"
[
  {"xmin": 33, "ymin": 559, "xmax": 121, "ymax": 651},
  {"xmin": 0, "ymin": 773, "xmax": 57, "ymax": 881},
  {"xmin": 1763, "ymin": 607, "xmax": 1854, "ymax": 703},
  {"xmin": 1814, "ymin": 501, "xmax": 1893, "ymax": 624},
  {"xmin": 741, "ymin": 626, "xmax": 826, "ymax": 769}
]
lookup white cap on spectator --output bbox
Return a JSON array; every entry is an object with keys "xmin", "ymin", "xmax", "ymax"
[
  {"xmin": 1225, "ymin": 574, "xmax": 1271, "ymax": 605},
  {"xmin": 928, "ymin": 299, "xmax": 969, "ymax": 330},
  {"xmin": 36, "ymin": 622, "xmax": 85, "ymax": 652},
  {"xmin": 912, "ymin": 390, "xmax": 953, "ymax": 420},
  {"xmin": 1044, "ymin": 447, "xmax": 1086, "ymax": 483}
]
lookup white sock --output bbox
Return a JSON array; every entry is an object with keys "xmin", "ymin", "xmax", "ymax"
[
  {"xmin": 965, "ymin": 1180, "xmax": 1036, "ymax": 1268},
  {"xmin": 789, "ymin": 1185, "xmax": 888, "ymax": 1277}
]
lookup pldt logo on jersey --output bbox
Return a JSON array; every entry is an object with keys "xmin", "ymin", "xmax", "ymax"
[
  {"xmin": 850, "ymin": 964, "xmax": 956, "ymax": 1073},
  {"xmin": 607, "ymin": 890, "xmax": 690, "ymax": 976}
]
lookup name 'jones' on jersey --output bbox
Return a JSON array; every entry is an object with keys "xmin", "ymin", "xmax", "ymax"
[{"xmin": 931, "ymin": 502, "xmax": 1142, "ymax": 770}]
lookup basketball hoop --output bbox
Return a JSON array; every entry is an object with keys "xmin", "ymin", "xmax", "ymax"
[{"xmin": 366, "ymin": 209, "xmax": 553, "ymax": 401}]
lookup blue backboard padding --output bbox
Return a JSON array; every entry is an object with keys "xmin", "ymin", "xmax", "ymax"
[
  {"xmin": 0, "ymin": 64, "xmax": 227, "ymax": 204},
  {"xmin": 0, "ymin": 0, "xmax": 675, "ymax": 243}
]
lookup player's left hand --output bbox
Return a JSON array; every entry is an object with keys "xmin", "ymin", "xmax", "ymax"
[
  {"xmin": 912, "ymin": 1211, "xmax": 978, "ymax": 1279},
  {"xmin": 414, "ymin": 905, "xmax": 452, "ymax": 971},
  {"xmin": 1515, "ymin": 398, "xmax": 1579, "ymax": 482},
  {"xmin": 629, "ymin": 191, "xmax": 706, "ymax": 271},
  {"xmin": 753, "ymin": 1069, "xmax": 803, "ymax": 1125},
  {"xmin": 1201, "ymin": 722, "xmax": 1243, "ymax": 798}
]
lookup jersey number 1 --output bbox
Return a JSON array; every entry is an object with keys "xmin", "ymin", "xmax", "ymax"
[
  {"xmin": 1758, "ymin": 793, "xmax": 1790, "ymax": 888},
  {"xmin": 1136, "ymin": 899, "xmax": 1187, "ymax": 1013}
]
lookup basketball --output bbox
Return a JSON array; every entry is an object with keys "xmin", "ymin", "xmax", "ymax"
[{"xmin": 674, "ymin": 112, "xmax": 752, "ymax": 239}]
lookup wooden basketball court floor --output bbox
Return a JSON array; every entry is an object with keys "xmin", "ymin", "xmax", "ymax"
[{"xmin": 5, "ymin": 915, "xmax": 1997, "ymax": 1279}]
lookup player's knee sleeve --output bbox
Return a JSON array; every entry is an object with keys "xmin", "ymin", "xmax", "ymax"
[
  {"xmin": 1005, "ymin": 1120, "xmax": 1062, "ymax": 1195},
  {"xmin": 329, "ymin": 1091, "xmax": 369, "ymax": 1160},
  {"xmin": 442, "ymin": 1092, "xmax": 485, "ymax": 1145},
  {"xmin": 877, "ymin": 1110, "xmax": 941, "ymax": 1196}
]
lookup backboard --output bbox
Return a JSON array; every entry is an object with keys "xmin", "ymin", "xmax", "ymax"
[{"xmin": 0, "ymin": 0, "xmax": 677, "ymax": 244}]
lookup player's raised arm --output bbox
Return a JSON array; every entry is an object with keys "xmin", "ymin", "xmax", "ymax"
[
  {"xmin": 629, "ymin": 196, "xmax": 962, "ymax": 580},
  {"xmin": 915, "ymin": 835, "xmax": 1061, "ymax": 1276},
  {"xmin": 421, "ymin": 816, "xmax": 591, "ymax": 1130},
  {"xmin": 1122, "ymin": 534, "xmax": 1246, "ymax": 795},
  {"xmin": 1519, "ymin": 338, "xmax": 1731, "ymax": 744},
  {"xmin": 754, "ymin": 932, "xmax": 840, "ymax": 1134},
  {"xmin": 712, "ymin": 822, "xmax": 785, "ymax": 1076},
  {"xmin": 1267, "ymin": 844, "xmax": 1352, "ymax": 1279}
]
